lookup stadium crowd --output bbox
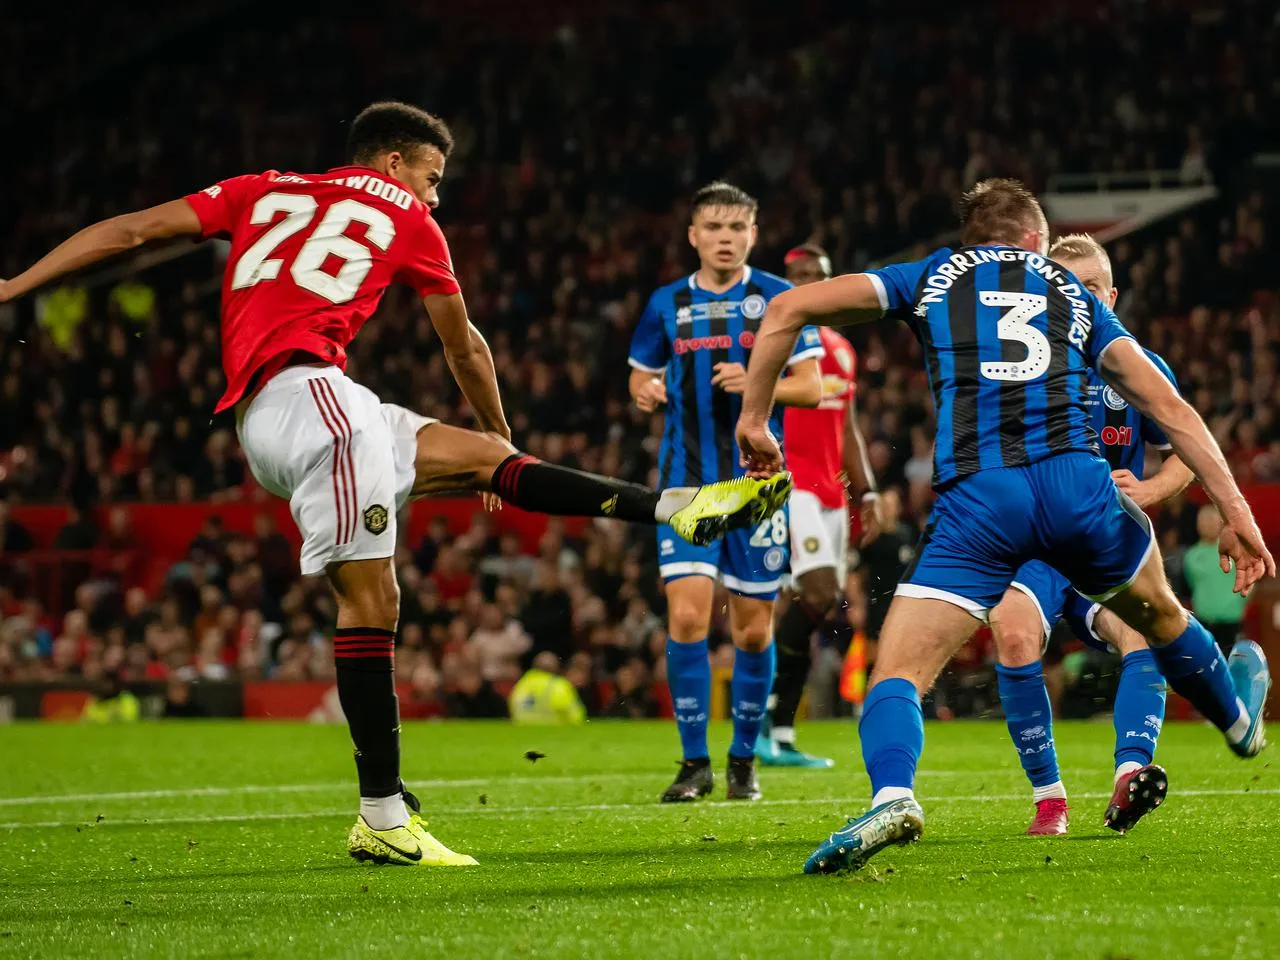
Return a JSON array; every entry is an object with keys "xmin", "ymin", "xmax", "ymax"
[{"xmin": 1, "ymin": 1, "xmax": 1278, "ymax": 711}]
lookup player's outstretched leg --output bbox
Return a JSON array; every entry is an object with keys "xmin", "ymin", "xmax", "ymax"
[
  {"xmin": 329, "ymin": 558, "xmax": 477, "ymax": 867},
  {"xmin": 805, "ymin": 596, "xmax": 976, "ymax": 874},
  {"xmin": 990, "ymin": 585, "xmax": 1067, "ymax": 836},
  {"xmin": 759, "ymin": 575, "xmax": 836, "ymax": 768},
  {"xmin": 1105, "ymin": 552, "xmax": 1268, "ymax": 758},
  {"xmin": 410, "ymin": 422, "xmax": 790, "ymax": 546},
  {"xmin": 1083, "ymin": 607, "xmax": 1169, "ymax": 834}
]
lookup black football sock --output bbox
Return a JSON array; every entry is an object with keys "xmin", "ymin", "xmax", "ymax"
[
  {"xmin": 334, "ymin": 627, "xmax": 401, "ymax": 801},
  {"xmin": 771, "ymin": 600, "xmax": 822, "ymax": 736},
  {"xmin": 491, "ymin": 453, "xmax": 663, "ymax": 523}
]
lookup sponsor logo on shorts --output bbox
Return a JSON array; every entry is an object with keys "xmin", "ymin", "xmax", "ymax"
[
  {"xmin": 803, "ymin": 537, "xmax": 820, "ymax": 554},
  {"xmin": 660, "ymin": 538, "xmax": 675, "ymax": 556},
  {"xmin": 764, "ymin": 546, "xmax": 786, "ymax": 572},
  {"xmin": 363, "ymin": 504, "xmax": 389, "ymax": 535},
  {"xmin": 740, "ymin": 294, "xmax": 767, "ymax": 320}
]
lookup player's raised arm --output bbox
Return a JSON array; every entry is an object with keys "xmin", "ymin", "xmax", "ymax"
[
  {"xmin": 422, "ymin": 291, "xmax": 511, "ymax": 441},
  {"xmin": 1100, "ymin": 338, "xmax": 1274, "ymax": 590},
  {"xmin": 736, "ymin": 274, "xmax": 884, "ymax": 472},
  {"xmin": 0, "ymin": 199, "xmax": 203, "ymax": 303}
]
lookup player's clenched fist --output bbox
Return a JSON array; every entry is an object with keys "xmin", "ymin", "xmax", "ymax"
[
  {"xmin": 633, "ymin": 375, "xmax": 667, "ymax": 412},
  {"xmin": 711, "ymin": 362, "xmax": 746, "ymax": 394},
  {"xmin": 736, "ymin": 418, "xmax": 783, "ymax": 477}
]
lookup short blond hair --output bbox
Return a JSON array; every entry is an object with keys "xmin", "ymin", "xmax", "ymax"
[{"xmin": 1049, "ymin": 233, "xmax": 1113, "ymax": 287}]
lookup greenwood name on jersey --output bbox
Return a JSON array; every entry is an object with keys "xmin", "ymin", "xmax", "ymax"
[
  {"xmin": 866, "ymin": 245, "xmax": 1134, "ymax": 487},
  {"xmin": 628, "ymin": 267, "xmax": 823, "ymax": 487}
]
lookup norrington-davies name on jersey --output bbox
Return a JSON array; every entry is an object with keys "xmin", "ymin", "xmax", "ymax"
[{"xmin": 914, "ymin": 248, "xmax": 1096, "ymax": 350}]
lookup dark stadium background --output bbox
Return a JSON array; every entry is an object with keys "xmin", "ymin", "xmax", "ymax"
[{"xmin": 2, "ymin": 0, "xmax": 1278, "ymax": 724}]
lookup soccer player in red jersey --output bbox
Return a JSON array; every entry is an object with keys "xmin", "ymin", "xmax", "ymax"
[
  {"xmin": 757, "ymin": 245, "xmax": 881, "ymax": 768},
  {"xmin": 0, "ymin": 102, "xmax": 790, "ymax": 866}
]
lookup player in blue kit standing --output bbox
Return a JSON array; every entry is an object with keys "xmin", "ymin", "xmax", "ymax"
[
  {"xmin": 734, "ymin": 178, "xmax": 1273, "ymax": 873},
  {"xmin": 992, "ymin": 233, "xmax": 1195, "ymax": 837},
  {"xmin": 629, "ymin": 181, "xmax": 823, "ymax": 803}
]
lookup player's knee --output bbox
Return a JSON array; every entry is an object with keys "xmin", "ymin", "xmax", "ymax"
[
  {"xmin": 668, "ymin": 596, "xmax": 709, "ymax": 643},
  {"xmin": 1112, "ymin": 587, "xmax": 1186, "ymax": 646},
  {"xmin": 336, "ymin": 565, "xmax": 400, "ymax": 633},
  {"xmin": 990, "ymin": 603, "xmax": 1044, "ymax": 667},
  {"xmin": 797, "ymin": 569, "xmax": 839, "ymax": 616},
  {"xmin": 1097, "ymin": 610, "xmax": 1147, "ymax": 655},
  {"xmin": 732, "ymin": 625, "xmax": 772, "ymax": 654}
]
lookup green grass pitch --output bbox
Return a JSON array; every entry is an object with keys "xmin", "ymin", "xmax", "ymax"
[{"xmin": 2, "ymin": 720, "xmax": 1277, "ymax": 959}]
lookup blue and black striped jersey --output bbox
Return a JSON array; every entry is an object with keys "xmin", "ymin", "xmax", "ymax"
[
  {"xmin": 629, "ymin": 267, "xmax": 823, "ymax": 487},
  {"xmin": 867, "ymin": 245, "xmax": 1135, "ymax": 487},
  {"xmin": 1084, "ymin": 348, "xmax": 1178, "ymax": 477}
]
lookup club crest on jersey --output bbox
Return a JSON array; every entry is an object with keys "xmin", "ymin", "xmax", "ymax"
[
  {"xmin": 803, "ymin": 537, "xmax": 820, "ymax": 554},
  {"xmin": 764, "ymin": 547, "xmax": 786, "ymax": 572},
  {"xmin": 363, "ymin": 504, "xmax": 389, "ymax": 535},
  {"xmin": 1103, "ymin": 386, "xmax": 1128, "ymax": 411},
  {"xmin": 740, "ymin": 294, "xmax": 767, "ymax": 320}
]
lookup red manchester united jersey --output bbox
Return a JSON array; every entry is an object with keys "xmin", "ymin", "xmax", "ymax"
[
  {"xmin": 185, "ymin": 166, "xmax": 460, "ymax": 412},
  {"xmin": 784, "ymin": 326, "xmax": 857, "ymax": 509}
]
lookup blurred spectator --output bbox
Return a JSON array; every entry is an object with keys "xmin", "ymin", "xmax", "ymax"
[
  {"xmin": 0, "ymin": 501, "xmax": 33, "ymax": 553},
  {"xmin": 520, "ymin": 562, "xmax": 574, "ymax": 663},
  {"xmin": 470, "ymin": 603, "xmax": 532, "ymax": 681},
  {"xmin": 444, "ymin": 663, "xmax": 509, "ymax": 719},
  {"xmin": 1183, "ymin": 506, "xmax": 1246, "ymax": 653},
  {"xmin": 509, "ymin": 651, "xmax": 587, "ymax": 724},
  {"xmin": 163, "ymin": 678, "xmax": 208, "ymax": 718}
]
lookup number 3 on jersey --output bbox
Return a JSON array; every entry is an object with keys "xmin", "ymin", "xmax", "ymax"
[
  {"xmin": 231, "ymin": 192, "xmax": 395, "ymax": 304},
  {"xmin": 978, "ymin": 291, "xmax": 1049, "ymax": 383},
  {"xmin": 749, "ymin": 510, "xmax": 788, "ymax": 548}
]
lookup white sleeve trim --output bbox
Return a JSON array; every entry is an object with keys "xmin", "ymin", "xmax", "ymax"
[
  {"xmin": 865, "ymin": 273, "xmax": 890, "ymax": 313},
  {"xmin": 786, "ymin": 345, "xmax": 825, "ymax": 366},
  {"xmin": 1093, "ymin": 335, "xmax": 1138, "ymax": 374},
  {"xmin": 627, "ymin": 357, "xmax": 666, "ymax": 374}
]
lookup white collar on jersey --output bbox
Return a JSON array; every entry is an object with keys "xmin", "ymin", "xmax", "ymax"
[{"xmin": 688, "ymin": 265, "xmax": 752, "ymax": 292}]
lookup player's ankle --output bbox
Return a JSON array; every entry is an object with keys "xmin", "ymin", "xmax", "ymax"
[
  {"xmin": 871, "ymin": 786, "xmax": 914, "ymax": 807},
  {"xmin": 360, "ymin": 794, "xmax": 410, "ymax": 831},
  {"xmin": 1114, "ymin": 761, "xmax": 1144, "ymax": 784},
  {"xmin": 1032, "ymin": 781, "xmax": 1067, "ymax": 802}
]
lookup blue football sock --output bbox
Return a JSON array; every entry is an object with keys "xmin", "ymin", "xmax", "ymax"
[
  {"xmin": 1113, "ymin": 649, "xmax": 1166, "ymax": 770},
  {"xmin": 995, "ymin": 662, "xmax": 1062, "ymax": 795},
  {"xmin": 730, "ymin": 644, "xmax": 776, "ymax": 759},
  {"xmin": 666, "ymin": 637, "xmax": 711, "ymax": 760},
  {"xmin": 1150, "ymin": 616, "xmax": 1243, "ymax": 732},
  {"xmin": 858, "ymin": 678, "xmax": 923, "ymax": 798}
]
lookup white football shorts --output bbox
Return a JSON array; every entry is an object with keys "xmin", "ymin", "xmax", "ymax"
[
  {"xmin": 788, "ymin": 489, "xmax": 850, "ymax": 582},
  {"xmin": 236, "ymin": 365, "xmax": 435, "ymax": 575}
]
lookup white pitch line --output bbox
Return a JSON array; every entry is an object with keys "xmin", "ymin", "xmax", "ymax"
[
  {"xmin": 0, "ymin": 769, "xmax": 1014, "ymax": 809},
  {"xmin": 0, "ymin": 787, "xmax": 1275, "ymax": 831}
]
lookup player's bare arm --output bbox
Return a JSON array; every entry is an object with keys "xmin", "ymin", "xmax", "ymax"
[
  {"xmin": 0, "ymin": 199, "xmax": 202, "ymax": 302},
  {"xmin": 715, "ymin": 357, "xmax": 820, "ymax": 407},
  {"xmin": 1101, "ymin": 338, "xmax": 1274, "ymax": 590},
  {"xmin": 629, "ymin": 368, "xmax": 667, "ymax": 412},
  {"xmin": 736, "ymin": 274, "xmax": 883, "ymax": 472},
  {"xmin": 1111, "ymin": 451, "xmax": 1193, "ymax": 510},
  {"xmin": 840, "ymin": 394, "xmax": 882, "ymax": 540},
  {"xmin": 422, "ymin": 291, "xmax": 511, "ymax": 441}
]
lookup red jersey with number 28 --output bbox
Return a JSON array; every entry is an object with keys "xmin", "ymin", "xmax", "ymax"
[
  {"xmin": 783, "ymin": 326, "xmax": 857, "ymax": 509},
  {"xmin": 185, "ymin": 166, "xmax": 461, "ymax": 412}
]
